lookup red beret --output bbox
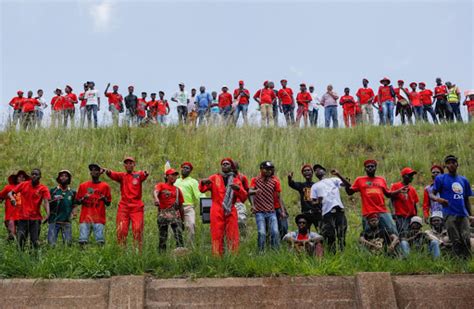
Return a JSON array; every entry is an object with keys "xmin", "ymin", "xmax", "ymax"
[
  {"xmin": 366, "ymin": 213, "xmax": 379, "ymax": 219},
  {"xmin": 221, "ymin": 158, "xmax": 235, "ymax": 169},
  {"xmin": 301, "ymin": 164, "xmax": 312, "ymax": 174},
  {"xmin": 364, "ymin": 159, "xmax": 377, "ymax": 167},
  {"xmin": 181, "ymin": 162, "xmax": 193, "ymax": 170},
  {"xmin": 431, "ymin": 165, "xmax": 443, "ymax": 173}
]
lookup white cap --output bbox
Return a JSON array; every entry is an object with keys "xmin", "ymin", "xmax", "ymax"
[
  {"xmin": 430, "ymin": 211, "xmax": 443, "ymax": 220},
  {"xmin": 410, "ymin": 216, "xmax": 423, "ymax": 226}
]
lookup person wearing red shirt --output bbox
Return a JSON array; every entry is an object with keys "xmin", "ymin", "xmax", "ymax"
[
  {"xmin": 51, "ymin": 88, "xmax": 65, "ymax": 127},
  {"xmin": 463, "ymin": 93, "xmax": 474, "ymax": 122},
  {"xmin": 339, "ymin": 87, "xmax": 357, "ymax": 128},
  {"xmin": 418, "ymin": 82, "xmax": 438, "ymax": 124},
  {"xmin": 8, "ymin": 169, "xmax": 50, "ymax": 250},
  {"xmin": 104, "ymin": 83, "xmax": 123, "ymax": 126},
  {"xmin": 78, "ymin": 83, "xmax": 89, "ymax": 128},
  {"xmin": 0, "ymin": 170, "xmax": 29, "ymax": 241},
  {"xmin": 356, "ymin": 79, "xmax": 375, "ymax": 125},
  {"xmin": 104, "ymin": 157, "xmax": 149, "ymax": 248},
  {"xmin": 147, "ymin": 93, "xmax": 159, "ymax": 123},
  {"xmin": 433, "ymin": 77, "xmax": 451, "ymax": 122},
  {"xmin": 295, "ymin": 83, "xmax": 312, "ymax": 127},
  {"xmin": 278, "ymin": 79, "xmax": 295, "ymax": 126},
  {"xmin": 333, "ymin": 160, "xmax": 407, "ymax": 235},
  {"xmin": 20, "ymin": 91, "xmax": 40, "ymax": 130},
  {"xmin": 254, "ymin": 81, "xmax": 277, "ymax": 127},
  {"xmin": 136, "ymin": 92, "xmax": 148, "ymax": 124},
  {"xmin": 9, "ymin": 90, "xmax": 25, "ymax": 127},
  {"xmin": 394, "ymin": 80, "xmax": 412, "ymax": 125},
  {"xmin": 76, "ymin": 163, "xmax": 112, "ymax": 246},
  {"xmin": 218, "ymin": 86, "xmax": 233, "ymax": 125},
  {"xmin": 156, "ymin": 91, "xmax": 170, "ymax": 125},
  {"xmin": 233, "ymin": 81, "xmax": 250, "ymax": 125},
  {"xmin": 407, "ymin": 82, "xmax": 423, "ymax": 121},
  {"xmin": 377, "ymin": 77, "xmax": 396, "ymax": 126},
  {"xmin": 154, "ymin": 168, "xmax": 185, "ymax": 252},
  {"xmin": 199, "ymin": 158, "xmax": 247, "ymax": 256},
  {"xmin": 390, "ymin": 168, "xmax": 419, "ymax": 235},
  {"xmin": 271, "ymin": 170, "xmax": 287, "ymax": 239},
  {"xmin": 63, "ymin": 85, "xmax": 78, "ymax": 127}
]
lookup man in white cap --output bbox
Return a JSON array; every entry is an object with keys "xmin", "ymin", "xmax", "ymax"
[
  {"xmin": 171, "ymin": 82, "xmax": 189, "ymax": 125},
  {"xmin": 399, "ymin": 216, "xmax": 425, "ymax": 257},
  {"xmin": 425, "ymin": 211, "xmax": 449, "ymax": 259}
]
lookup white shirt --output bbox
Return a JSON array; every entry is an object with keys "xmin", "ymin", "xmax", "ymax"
[
  {"xmin": 309, "ymin": 92, "xmax": 321, "ymax": 111},
  {"xmin": 310, "ymin": 177, "xmax": 344, "ymax": 216},
  {"xmin": 188, "ymin": 95, "xmax": 196, "ymax": 111},
  {"xmin": 35, "ymin": 97, "xmax": 47, "ymax": 111},
  {"xmin": 85, "ymin": 89, "xmax": 99, "ymax": 106},
  {"xmin": 173, "ymin": 90, "xmax": 189, "ymax": 107}
]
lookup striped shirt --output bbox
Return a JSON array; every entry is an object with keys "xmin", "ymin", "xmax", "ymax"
[{"xmin": 250, "ymin": 175, "xmax": 281, "ymax": 212}]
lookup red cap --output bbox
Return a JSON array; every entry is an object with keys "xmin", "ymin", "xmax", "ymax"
[
  {"xmin": 263, "ymin": 80, "xmax": 268, "ymax": 86},
  {"xmin": 430, "ymin": 165, "xmax": 443, "ymax": 172},
  {"xmin": 221, "ymin": 157, "xmax": 236, "ymax": 169},
  {"xmin": 17, "ymin": 90, "xmax": 24, "ymax": 94},
  {"xmin": 401, "ymin": 167, "xmax": 417, "ymax": 176},
  {"xmin": 239, "ymin": 80, "xmax": 244, "ymax": 85},
  {"xmin": 301, "ymin": 164, "xmax": 312, "ymax": 174},
  {"xmin": 113, "ymin": 85, "xmax": 119, "ymax": 88},
  {"xmin": 123, "ymin": 156, "xmax": 135, "ymax": 163},
  {"xmin": 410, "ymin": 82, "xmax": 417, "ymax": 88},
  {"xmin": 181, "ymin": 161, "xmax": 193, "ymax": 170},
  {"xmin": 380, "ymin": 77, "xmax": 390, "ymax": 84},
  {"xmin": 300, "ymin": 83, "xmax": 306, "ymax": 87},
  {"xmin": 419, "ymin": 82, "xmax": 426, "ymax": 87},
  {"xmin": 366, "ymin": 213, "xmax": 379, "ymax": 219},
  {"xmin": 165, "ymin": 168, "xmax": 179, "ymax": 176},
  {"xmin": 397, "ymin": 80, "xmax": 404, "ymax": 84},
  {"xmin": 364, "ymin": 159, "xmax": 377, "ymax": 167},
  {"xmin": 281, "ymin": 79, "xmax": 287, "ymax": 83}
]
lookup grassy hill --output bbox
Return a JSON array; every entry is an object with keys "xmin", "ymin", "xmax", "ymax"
[{"xmin": 0, "ymin": 123, "xmax": 473, "ymax": 278}]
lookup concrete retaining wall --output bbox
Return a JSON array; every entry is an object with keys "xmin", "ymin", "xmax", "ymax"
[{"xmin": 0, "ymin": 273, "xmax": 473, "ymax": 308}]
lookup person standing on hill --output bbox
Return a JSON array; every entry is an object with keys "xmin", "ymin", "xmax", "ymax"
[
  {"xmin": 171, "ymin": 82, "xmax": 189, "ymax": 125},
  {"xmin": 269, "ymin": 82, "xmax": 280, "ymax": 126},
  {"xmin": 278, "ymin": 79, "xmax": 295, "ymax": 126},
  {"xmin": 9, "ymin": 90, "xmax": 24, "ymax": 128},
  {"xmin": 423, "ymin": 165, "xmax": 444, "ymax": 223},
  {"xmin": 295, "ymin": 83, "xmax": 312, "ymax": 127},
  {"xmin": 408, "ymin": 82, "xmax": 423, "ymax": 122},
  {"xmin": 233, "ymin": 81, "xmax": 250, "ymax": 125},
  {"xmin": 463, "ymin": 93, "xmax": 474, "ymax": 122},
  {"xmin": 157, "ymin": 91, "xmax": 170, "ymax": 125},
  {"xmin": 308, "ymin": 85, "xmax": 321, "ymax": 127},
  {"xmin": 35, "ymin": 89, "xmax": 48, "ymax": 128},
  {"xmin": 433, "ymin": 77, "xmax": 451, "ymax": 121},
  {"xmin": 124, "ymin": 86, "xmax": 138, "ymax": 126},
  {"xmin": 377, "ymin": 77, "xmax": 396, "ymax": 126},
  {"xmin": 356, "ymin": 79, "xmax": 375, "ymax": 125},
  {"xmin": 103, "ymin": 157, "xmax": 148, "ymax": 249},
  {"xmin": 20, "ymin": 91, "xmax": 40, "ymax": 130},
  {"xmin": 78, "ymin": 83, "xmax": 89, "ymax": 127},
  {"xmin": 254, "ymin": 81, "xmax": 277, "ymax": 127},
  {"xmin": 339, "ymin": 87, "xmax": 357, "ymax": 128},
  {"xmin": 199, "ymin": 158, "xmax": 247, "ymax": 256},
  {"xmin": 218, "ymin": 86, "xmax": 233, "ymax": 125},
  {"xmin": 50, "ymin": 88, "xmax": 65, "ymax": 127},
  {"xmin": 320, "ymin": 84, "xmax": 339, "ymax": 128},
  {"xmin": 76, "ymin": 163, "xmax": 112, "ymax": 246},
  {"xmin": 418, "ymin": 82, "xmax": 438, "ymax": 124},
  {"xmin": 390, "ymin": 168, "xmax": 419, "ymax": 235},
  {"xmin": 394, "ymin": 80, "xmax": 412, "ymax": 125},
  {"xmin": 196, "ymin": 86, "xmax": 212, "ymax": 126},
  {"xmin": 63, "ymin": 85, "xmax": 78, "ymax": 127},
  {"xmin": 431, "ymin": 155, "xmax": 472, "ymax": 258},
  {"xmin": 136, "ymin": 92, "xmax": 148, "ymax": 124},
  {"xmin": 84, "ymin": 81, "xmax": 100, "ymax": 128},
  {"xmin": 188, "ymin": 88, "xmax": 198, "ymax": 126},
  {"xmin": 446, "ymin": 82, "xmax": 463, "ymax": 122},
  {"xmin": 104, "ymin": 83, "xmax": 123, "ymax": 126},
  {"xmin": 288, "ymin": 164, "xmax": 317, "ymax": 231},
  {"xmin": 0, "ymin": 171, "xmax": 29, "ymax": 241}
]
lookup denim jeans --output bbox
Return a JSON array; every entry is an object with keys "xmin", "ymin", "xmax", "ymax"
[
  {"xmin": 275, "ymin": 208, "xmax": 288, "ymax": 239},
  {"xmin": 157, "ymin": 115, "xmax": 166, "ymax": 125},
  {"xmin": 48, "ymin": 223, "xmax": 72, "ymax": 246},
  {"xmin": 324, "ymin": 105, "xmax": 338, "ymax": 128},
  {"xmin": 256, "ymin": 212, "xmax": 279, "ymax": 251},
  {"xmin": 177, "ymin": 106, "xmax": 188, "ymax": 124},
  {"xmin": 282, "ymin": 105, "xmax": 295, "ymax": 126},
  {"xmin": 220, "ymin": 106, "xmax": 232, "ymax": 124},
  {"xmin": 86, "ymin": 105, "xmax": 98, "ymax": 128},
  {"xmin": 382, "ymin": 100, "xmax": 394, "ymax": 126},
  {"xmin": 400, "ymin": 240, "xmax": 410, "ymax": 257},
  {"xmin": 413, "ymin": 106, "xmax": 423, "ymax": 121},
  {"xmin": 428, "ymin": 239, "xmax": 441, "ymax": 259},
  {"xmin": 234, "ymin": 104, "xmax": 248, "ymax": 125},
  {"xmin": 309, "ymin": 109, "xmax": 318, "ymax": 127},
  {"xmin": 422, "ymin": 105, "xmax": 438, "ymax": 124},
  {"xmin": 79, "ymin": 223, "xmax": 105, "ymax": 244},
  {"xmin": 449, "ymin": 103, "xmax": 463, "ymax": 123}
]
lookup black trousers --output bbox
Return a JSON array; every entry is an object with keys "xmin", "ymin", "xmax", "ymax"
[
  {"xmin": 158, "ymin": 221, "xmax": 183, "ymax": 251},
  {"xmin": 321, "ymin": 207, "xmax": 347, "ymax": 253},
  {"xmin": 16, "ymin": 220, "xmax": 41, "ymax": 250}
]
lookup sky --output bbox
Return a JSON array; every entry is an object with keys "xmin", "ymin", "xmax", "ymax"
[{"xmin": 1, "ymin": 0, "xmax": 473, "ymax": 126}]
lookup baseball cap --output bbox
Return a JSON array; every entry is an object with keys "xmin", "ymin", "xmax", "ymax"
[
  {"xmin": 410, "ymin": 216, "xmax": 423, "ymax": 226},
  {"xmin": 88, "ymin": 163, "xmax": 101, "ymax": 171},
  {"xmin": 260, "ymin": 161, "xmax": 275, "ymax": 169},
  {"xmin": 123, "ymin": 157, "xmax": 135, "ymax": 163},
  {"xmin": 401, "ymin": 167, "xmax": 417, "ymax": 177},
  {"xmin": 313, "ymin": 164, "xmax": 326, "ymax": 171},
  {"xmin": 165, "ymin": 168, "xmax": 179, "ymax": 176},
  {"xmin": 444, "ymin": 155, "xmax": 458, "ymax": 163}
]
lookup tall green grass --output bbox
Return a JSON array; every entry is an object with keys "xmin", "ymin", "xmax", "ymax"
[{"xmin": 0, "ymin": 123, "xmax": 472, "ymax": 278}]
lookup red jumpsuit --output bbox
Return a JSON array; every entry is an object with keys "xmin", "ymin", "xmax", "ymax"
[
  {"xmin": 199, "ymin": 174, "xmax": 247, "ymax": 256},
  {"xmin": 340, "ymin": 95, "xmax": 357, "ymax": 127},
  {"xmin": 107, "ymin": 170, "xmax": 147, "ymax": 247},
  {"xmin": 0, "ymin": 181, "xmax": 21, "ymax": 237}
]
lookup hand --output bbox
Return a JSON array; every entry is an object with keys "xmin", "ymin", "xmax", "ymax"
[
  {"xmin": 107, "ymin": 82, "xmax": 111, "ymax": 87},
  {"xmin": 230, "ymin": 183, "xmax": 240, "ymax": 191},
  {"xmin": 400, "ymin": 186, "xmax": 409, "ymax": 194},
  {"xmin": 388, "ymin": 244, "xmax": 396, "ymax": 252},
  {"xmin": 330, "ymin": 169, "xmax": 339, "ymax": 176},
  {"xmin": 144, "ymin": 171, "xmax": 149, "ymax": 177},
  {"xmin": 54, "ymin": 195, "xmax": 64, "ymax": 201},
  {"xmin": 437, "ymin": 197, "xmax": 449, "ymax": 206},
  {"xmin": 100, "ymin": 168, "xmax": 108, "ymax": 174},
  {"xmin": 280, "ymin": 210, "xmax": 288, "ymax": 219},
  {"xmin": 288, "ymin": 172, "xmax": 294, "ymax": 179},
  {"xmin": 10, "ymin": 198, "xmax": 16, "ymax": 206},
  {"xmin": 201, "ymin": 178, "xmax": 211, "ymax": 185}
]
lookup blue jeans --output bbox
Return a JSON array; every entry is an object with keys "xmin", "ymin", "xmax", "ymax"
[
  {"xmin": 400, "ymin": 240, "xmax": 410, "ymax": 257},
  {"xmin": 86, "ymin": 105, "xmax": 98, "ymax": 128},
  {"xmin": 157, "ymin": 115, "xmax": 166, "ymax": 125},
  {"xmin": 413, "ymin": 106, "xmax": 423, "ymax": 121},
  {"xmin": 362, "ymin": 212, "xmax": 398, "ymax": 235},
  {"xmin": 47, "ymin": 223, "xmax": 72, "ymax": 246},
  {"xmin": 324, "ymin": 106, "xmax": 338, "ymax": 128},
  {"xmin": 79, "ymin": 223, "xmax": 105, "ymax": 244},
  {"xmin": 256, "ymin": 212, "xmax": 279, "ymax": 251},
  {"xmin": 428, "ymin": 239, "xmax": 441, "ymax": 259},
  {"xmin": 275, "ymin": 208, "xmax": 288, "ymax": 239},
  {"xmin": 309, "ymin": 109, "xmax": 318, "ymax": 127},
  {"xmin": 234, "ymin": 104, "xmax": 248, "ymax": 125},
  {"xmin": 220, "ymin": 106, "xmax": 232, "ymax": 123},
  {"xmin": 382, "ymin": 100, "xmax": 394, "ymax": 126},
  {"xmin": 423, "ymin": 105, "xmax": 438, "ymax": 124},
  {"xmin": 449, "ymin": 103, "xmax": 463, "ymax": 122}
]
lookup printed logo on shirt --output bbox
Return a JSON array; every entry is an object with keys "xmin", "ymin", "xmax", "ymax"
[
  {"xmin": 366, "ymin": 181, "xmax": 372, "ymax": 186},
  {"xmin": 452, "ymin": 182, "xmax": 463, "ymax": 194}
]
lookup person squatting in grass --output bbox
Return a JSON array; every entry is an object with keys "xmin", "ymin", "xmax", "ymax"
[
  {"xmin": 311, "ymin": 165, "xmax": 348, "ymax": 253},
  {"xmin": 8, "ymin": 168, "xmax": 50, "ymax": 250},
  {"xmin": 288, "ymin": 165, "xmax": 318, "ymax": 232},
  {"xmin": 104, "ymin": 157, "xmax": 149, "ymax": 249},
  {"xmin": 0, "ymin": 170, "xmax": 29, "ymax": 241},
  {"xmin": 47, "ymin": 170, "xmax": 76, "ymax": 246},
  {"xmin": 283, "ymin": 213, "xmax": 324, "ymax": 257},
  {"xmin": 76, "ymin": 163, "xmax": 112, "ymax": 246},
  {"xmin": 390, "ymin": 167, "xmax": 419, "ymax": 235},
  {"xmin": 359, "ymin": 213, "xmax": 399, "ymax": 256},
  {"xmin": 199, "ymin": 158, "xmax": 247, "ymax": 256},
  {"xmin": 154, "ymin": 168, "xmax": 185, "ymax": 252}
]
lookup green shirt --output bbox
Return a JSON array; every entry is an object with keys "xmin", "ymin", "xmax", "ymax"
[
  {"xmin": 174, "ymin": 176, "xmax": 204, "ymax": 207},
  {"xmin": 48, "ymin": 187, "xmax": 77, "ymax": 223}
]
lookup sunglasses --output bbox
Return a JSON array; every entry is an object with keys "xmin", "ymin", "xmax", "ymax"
[{"xmin": 297, "ymin": 221, "xmax": 307, "ymax": 225}]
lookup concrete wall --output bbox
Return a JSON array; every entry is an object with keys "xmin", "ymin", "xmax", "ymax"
[{"xmin": 0, "ymin": 273, "xmax": 473, "ymax": 308}]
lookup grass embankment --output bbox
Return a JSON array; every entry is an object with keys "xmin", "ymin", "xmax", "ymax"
[{"xmin": 0, "ymin": 123, "xmax": 473, "ymax": 278}]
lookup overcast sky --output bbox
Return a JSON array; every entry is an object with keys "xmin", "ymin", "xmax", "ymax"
[{"xmin": 1, "ymin": 0, "xmax": 473, "ymax": 126}]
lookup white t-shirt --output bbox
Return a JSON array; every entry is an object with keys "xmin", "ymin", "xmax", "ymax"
[
  {"xmin": 310, "ymin": 177, "xmax": 344, "ymax": 216},
  {"xmin": 309, "ymin": 92, "xmax": 321, "ymax": 111},
  {"xmin": 173, "ymin": 90, "xmax": 189, "ymax": 107},
  {"xmin": 188, "ymin": 95, "xmax": 196, "ymax": 111},
  {"xmin": 36, "ymin": 97, "xmax": 47, "ymax": 111},
  {"xmin": 85, "ymin": 89, "xmax": 99, "ymax": 106}
]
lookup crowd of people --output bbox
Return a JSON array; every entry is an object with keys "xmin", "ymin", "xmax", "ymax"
[
  {"xmin": 7, "ymin": 78, "xmax": 474, "ymax": 129},
  {"xmin": 0, "ymin": 155, "xmax": 472, "ymax": 260}
]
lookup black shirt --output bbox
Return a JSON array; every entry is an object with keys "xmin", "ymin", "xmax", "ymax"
[
  {"xmin": 124, "ymin": 94, "xmax": 138, "ymax": 114},
  {"xmin": 361, "ymin": 227, "xmax": 392, "ymax": 251},
  {"xmin": 288, "ymin": 178, "xmax": 315, "ymax": 213}
]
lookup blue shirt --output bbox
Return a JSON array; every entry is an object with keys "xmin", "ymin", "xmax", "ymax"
[
  {"xmin": 433, "ymin": 174, "xmax": 472, "ymax": 217},
  {"xmin": 196, "ymin": 93, "xmax": 212, "ymax": 110}
]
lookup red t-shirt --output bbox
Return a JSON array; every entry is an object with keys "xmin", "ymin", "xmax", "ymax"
[
  {"xmin": 9, "ymin": 97, "xmax": 24, "ymax": 110},
  {"xmin": 13, "ymin": 180, "xmax": 50, "ymax": 220},
  {"xmin": 466, "ymin": 99, "xmax": 474, "ymax": 113},
  {"xmin": 419, "ymin": 89, "xmax": 433, "ymax": 105},
  {"xmin": 378, "ymin": 86, "xmax": 394, "ymax": 103},
  {"xmin": 351, "ymin": 176, "xmax": 389, "ymax": 216},
  {"xmin": 394, "ymin": 88, "xmax": 409, "ymax": 101},
  {"xmin": 273, "ymin": 176, "xmax": 282, "ymax": 210},
  {"xmin": 107, "ymin": 170, "xmax": 147, "ymax": 209},
  {"xmin": 340, "ymin": 95, "xmax": 356, "ymax": 110},
  {"xmin": 254, "ymin": 88, "xmax": 276, "ymax": 105},
  {"xmin": 105, "ymin": 93, "xmax": 123, "ymax": 110},
  {"xmin": 76, "ymin": 181, "xmax": 112, "ymax": 224},
  {"xmin": 63, "ymin": 93, "xmax": 78, "ymax": 109},
  {"xmin": 356, "ymin": 88, "xmax": 375, "ymax": 104},
  {"xmin": 296, "ymin": 92, "xmax": 312, "ymax": 110},
  {"xmin": 21, "ymin": 98, "xmax": 40, "ymax": 113},
  {"xmin": 296, "ymin": 233, "xmax": 310, "ymax": 241},
  {"xmin": 390, "ymin": 182, "xmax": 419, "ymax": 218},
  {"xmin": 278, "ymin": 88, "xmax": 294, "ymax": 105},
  {"xmin": 409, "ymin": 91, "xmax": 422, "ymax": 107},
  {"xmin": 154, "ymin": 182, "xmax": 184, "ymax": 210},
  {"xmin": 51, "ymin": 96, "xmax": 65, "ymax": 111},
  {"xmin": 434, "ymin": 85, "xmax": 447, "ymax": 98},
  {"xmin": 147, "ymin": 100, "xmax": 158, "ymax": 116},
  {"xmin": 79, "ymin": 92, "xmax": 87, "ymax": 108},
  {"xmin": 233, "ymin": 89, "xmax": 250, "ymax": 104},
  {"xmin": 218, "ymin": 92, "xmax": 233, "ymax": 108},
  {"xmin": 157, "ymin": 100, "xmax": 169, "ymax": 116},
  {"xmin": 0, "ymin": 184, "xmax": 22, "ymax": 221},
  {"xmin": 137, "ymin": 99, "xmax": 147, "ymax": 117}
]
